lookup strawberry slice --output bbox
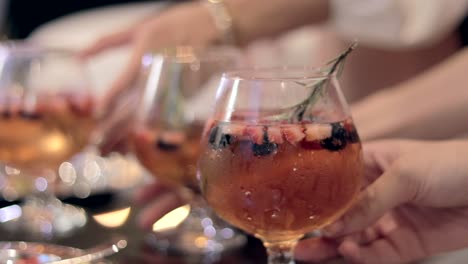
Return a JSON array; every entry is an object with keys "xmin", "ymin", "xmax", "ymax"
[
  {"xmin": 244, "ymin": 125, "xmax": 265, "ymax": 144},
  {"xmin": 281, "ymin": 125, "xmax": 305, "ymax": 144},
  {"xmin": 304, "ymin": 124, "xmax": 332, "ymax": 141},
  {"xmin": 267, "ymin": 126, "xmax": 284, "ymax": 144},
  {"xmin": 222, "ymin": 123, "xmax": 246, "ymax": 137}
]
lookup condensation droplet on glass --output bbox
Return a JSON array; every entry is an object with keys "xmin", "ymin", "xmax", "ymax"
[
  {"xmin": 271, "ymin": 210, "xmax": 280, "ymax": 219},
  {"xmin": 265, "ymin": 209, "xmax": 280, "ymax": 220},
  {"xmin": 209, "ymin": 152, "xmax": 217, "ymax": 160},
  {"xmin": 243, "ymin": 211, "xmax": 253, "ymax": 221},
  {"xmin": 242, "ymin": 189, "xmax": 254, "ymax": 207}
]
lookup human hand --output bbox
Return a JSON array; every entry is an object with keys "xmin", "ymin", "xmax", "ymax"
[
  {"xmin": 296, "ymin": 139, "xmax": 468, "ymax": 264},
  {"xmin": 80, "ymin": 2, "xmax": 221, "ymax": 116},
  {"xmin": 80, "ymin": 2, "xmax": 223, "ymax": 155}
]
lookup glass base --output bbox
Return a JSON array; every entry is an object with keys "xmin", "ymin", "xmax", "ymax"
[
  {"xmin": 3, "ymin": 194, "xmax": 87, "ymax": 238},
  {"xmin": 145, "ymin": 202, "xmax": 246, "ymax": 256},
  {"xmin": 0, "ymin": 241, "xmax": 114, "ymax": 264}
]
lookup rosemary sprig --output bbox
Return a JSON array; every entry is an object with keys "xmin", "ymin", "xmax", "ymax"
[
  {"xmin": 291, "ymin": 41, "xmax": 357, "ymax": 121},
  {"xmin": 290, "ymin": 41, "xmax": 357, "ymax": 121}
]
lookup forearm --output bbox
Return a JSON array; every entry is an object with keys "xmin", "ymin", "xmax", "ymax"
[
  {"xmin": 224, "ymin": 0, "xmax": 329, "ymax": 45},
  {"xmin": 352, "ymin": 48, "xmax": 468, "ymax": 140}
]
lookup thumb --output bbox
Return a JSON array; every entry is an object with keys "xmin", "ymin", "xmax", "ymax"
[{"xmin": 324, "ymin": 164, "xmax": 415, "ymax": 237}]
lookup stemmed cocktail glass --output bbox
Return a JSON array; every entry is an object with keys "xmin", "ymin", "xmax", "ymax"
[
  {"xmin": 198, "ymin": 67, "xmax": 363, "ymax": 263},
  {"xmin": 0, "ymin": 42, "xmax": 97, "ymax": 237},
  {"xmin": 131, "ymin": 46, "xmax": 246, "ymax": 255}
]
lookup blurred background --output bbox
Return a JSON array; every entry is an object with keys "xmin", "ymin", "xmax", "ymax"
[
  {"xmin": 2, "ymin": 0, "xmax": 182, "ymax": 39},
  {"xmin": 0, "ymin": 1, "xmax": 468, "ymax": 263}
]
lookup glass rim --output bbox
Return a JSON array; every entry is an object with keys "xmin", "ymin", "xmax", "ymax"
[{"xmin": 222, "ymin": 66, "xmax": 334, "ymax": 81}]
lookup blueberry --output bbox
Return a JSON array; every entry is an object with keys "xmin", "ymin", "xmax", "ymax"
[
  {"xmin": 252, "ymin": 142, "xmax": 277, "ymax": 156},
  {"xmin": 320, "ymin": 122, "xmax": 347, "ymax": 151},
  {"xmin": 18, "ymin": 110, "xmax": 42, "ymax": 120},
  {"xmin": 218, "ymin": 134, "xmax": 232, "ymax": 148},
  {"xmin": 155, "ymin": 139, "xmax": 179, "ymax": 151},
  {"xmin": 252, "ymin": 128, "xmax": 277, "ymax": 156},
  {"xmin": 208, "ymin": 126, "xmax": 232, "ymax": 149},
  {"xmin": 346, "ymin": 128, "xmax": 360, "ymax": 143}
]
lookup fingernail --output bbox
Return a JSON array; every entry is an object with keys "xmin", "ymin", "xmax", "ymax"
[{"xmin": 322, "ymin": 220, "xmax": 344, "ymax": 237}]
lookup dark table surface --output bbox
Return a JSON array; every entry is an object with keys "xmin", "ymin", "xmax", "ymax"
[{"xmin": 0, "ymin": 192, "xmax": 344, "ymax": 264}]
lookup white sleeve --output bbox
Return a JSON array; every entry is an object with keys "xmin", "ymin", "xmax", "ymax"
[{"xmin": 331, "ymin": 0, "xmax": 468, "ymax": 49}]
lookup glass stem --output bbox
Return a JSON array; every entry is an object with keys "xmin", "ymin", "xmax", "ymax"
[
  {"xmin": 186, "ymin": 192, "xmax": 218, "ymax": 226},
  {"xmin": 264, "ymin": 240, "xmax": 298, "ymax": 264}
]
